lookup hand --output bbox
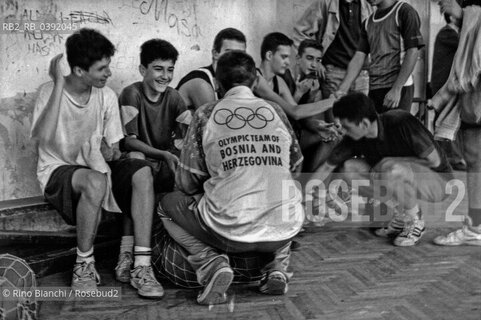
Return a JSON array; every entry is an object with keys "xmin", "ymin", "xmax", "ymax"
[
  {"xmin": 48, "ymin": 53, "xmax": 66, "ymax": 85},
  {"xmin": 331, "ymin": 90, "xmax": 346, "ymax": 100},
  {"xmin": 318, "ymin": 64, "xmax": 326, "ymax": 80},
  {"xmin": 314, "ymin": 120, "xmax": 341, "ymax": 142},
  {"xmin": 79, "ymin": 135, "xmax": 105, "ymax": 169},
  {"xmin": 295, "ymin": 75, "xmax": 313, "ymax": 96},
  {"xmin": 100, "ymin": 138, "xmax": 121, "ymax": 161},
  {"xmin": 438, "ymin": 0, "xmax": 463, "ymax": 20},
  {"xmin": 383, "ymin": 87, "xmax": 402, "ymax": 109},
  {"xmin": 162, "ymin": 151, "xmax": 179, "ymax": 174}
]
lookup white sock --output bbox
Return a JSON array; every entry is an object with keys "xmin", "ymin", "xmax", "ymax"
[
  {"xmin": 405, "ymin": 205, "xmax": 421, "ymax": 220},
  {"xmin": 134, "ymin": 246, "xmax": 151, "ymax": 267},
  {"xmin": 120, "ymin": 236, "xmax": 134, "ymax": 254},
  {"xmin": 76, "ymin": 247, "xmax": 95, "ymax": 264}
]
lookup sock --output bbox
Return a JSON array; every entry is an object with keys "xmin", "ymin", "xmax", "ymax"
[
  {"xmin": 404, "ymin": 205, "xmax": 421, "ymax": 220},
  {"xmin": 120, "ymin": 236, "xmax": 134, "ymax": 254},
  {"xmin": 468, "ymin": 208, "xmax": 481, "ymax": 227},
  {"xmin": 385, "ymin": 199, "xmax": 398, "ymax": 209},
  {"xmin": 76, "ymin": 247, "xmax": 95, "ymax": 264},
  {"xmin": 134, "ymin": 246, "xmax": 151, "ymax": 267}
]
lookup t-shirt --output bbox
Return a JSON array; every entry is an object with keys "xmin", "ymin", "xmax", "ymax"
[
  {"xmin": 323, "ymin": 0, "xmax": 363, "ymax": 69},
  {"xmin": 357, "ymin": 1, "xmax": 424, "ymax": 90},
  {"xmin": 176, "ymin": 65, "xmax": 223, "ymax": 109},
  {"xmin": 119, "ymin": 82, "xmax": 187, "ymax": 152},
  {"xmin": 31, "ymin": 81, "xmax": 124, "ymax": 191},
  {"xmin": 177, "ymin": 86, "xmax": 304, "ymax": 243},
  {"xmin": 327, "ymin": 110, "xmax": 453, "ymax": 178}
]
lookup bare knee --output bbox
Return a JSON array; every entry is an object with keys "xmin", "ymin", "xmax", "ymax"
[
  {"xmin": 127, "ymin": 151, "xmax": 146, "ymax": 160},
  {"xmin": 132, "ymin": 166, "xmax": 154, "ymax": 190},
  {"xmin": 341, "ymin": 159, "xmax": 370, "ymax": 173},
  {"xmin": 78, "ymin": 171, "xmax": 107, "ymax": 203},
  {"xmin": 381, "ymin": 162, "xmax": 410, "ymax": 182}
]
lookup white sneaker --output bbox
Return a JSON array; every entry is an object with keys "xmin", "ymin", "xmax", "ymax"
[{"xmin": 434, "ymin": 216, "xmax": 481, "ymax": 246}]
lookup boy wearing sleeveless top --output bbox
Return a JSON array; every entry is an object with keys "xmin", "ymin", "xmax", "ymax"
[{"xmin": 336, "ymin": 0, "xmax": 424, "ymax": 113}]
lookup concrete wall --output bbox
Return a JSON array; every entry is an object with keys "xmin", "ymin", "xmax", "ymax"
[
  {"xmin": 0, "ymin": 0, "xmax": 293, "ymax": 201},
  {"xmin": 0, "ymin": 0, "xmax": 435, "ymax": 201}
]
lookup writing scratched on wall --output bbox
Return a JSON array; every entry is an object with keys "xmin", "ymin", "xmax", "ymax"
[
  {"xmin": 2, "ymin": 8, "xmax": 113, "ymax": 56},
  {"xmin": 132, "ymin": 0, "xmax": 201, "ymax": 38}
]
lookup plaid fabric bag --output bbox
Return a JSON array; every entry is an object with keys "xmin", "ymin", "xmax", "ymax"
[{"xmin": 151, "ymin": 221, "xmax": 272, "ymax": 288}]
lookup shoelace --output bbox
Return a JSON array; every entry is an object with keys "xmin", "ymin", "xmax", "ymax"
[
  {"xmin": 135, "ymin": 266, "xmax": 158, "ymax": 285},
  {"xmin": 400, "ymin": 221, "xmax": 423, "ymax": 238},
  {"xmin": 115, "ymin": 253, "xmax": 132, "ymax": 271},
  {"xmin": 445, "ymin": 228, "xmax": 466, "ymax": 241},
  {"xmin": 75, "ymin": 262, "xmax": 101, "ymax": 285}
]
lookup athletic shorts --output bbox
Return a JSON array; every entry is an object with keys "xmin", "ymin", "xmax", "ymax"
[{"xmin": 44, "ymin": 158, "xmax": 152, "ymax": 225}]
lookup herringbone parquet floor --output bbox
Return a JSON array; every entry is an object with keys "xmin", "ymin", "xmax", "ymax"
[
  {"xmin": 38, "ymin": 221, "xmax": 481, "ymax": 320},
  {"xmin": 38, "ymin": 173, "xmax": 480, "ymax": 320}
]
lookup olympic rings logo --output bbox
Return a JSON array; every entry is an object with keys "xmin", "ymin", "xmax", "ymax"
[{"xmin": 213, "ymin": 106, "xmax": 275, "ymax": 130}]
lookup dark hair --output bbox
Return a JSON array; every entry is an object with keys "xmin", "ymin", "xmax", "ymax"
[
  {"xmin": 443, "ymin": 13, "xmax": 451, "ymax": 24},
  {"xmin": 140, "ymin": 39, "xmax": 179, "ymax": 67},
  {"xmin": 216, "ymin": 50, "xmax": 256, "ymax": 92},
  {"xmin": 66, "ymin": 28, "xmax": 115, "ymax": 70},
  {"xmin": 213, "ymin": 28, "xmax": 246, "ymax": 53},
  {"xmin": 260, "ymin": 32, "xmax": 293, "ymax": 61},
  {"xmin": 332, "ymin": 93, "xmax": 377, "ymax": 124},
  {"xmin": 298, "ymin": 39, "xmax": 322, "ymax": 56},
  {"xmin": 462, "ymin": 0, "xmax": 481, "ymax": 7}
]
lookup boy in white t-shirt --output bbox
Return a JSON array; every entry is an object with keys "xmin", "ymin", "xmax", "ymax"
[{"xmin": 31, "ymin": 28, "xmax": 163, "ymax": 298}]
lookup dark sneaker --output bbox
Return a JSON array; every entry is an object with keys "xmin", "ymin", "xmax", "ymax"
[
  {"xmin": 197, "ymin": 261, "xmax": 234, "ymax": 305},
  {"xmin": 72, "ymin": 261, "xmax": 100, "ymax": 292},
  {"xmin": 374, "ymin": 210, "xmax": 407, "ymax": 238},
  {"xmin": 115, "ymin": 251, "xmax": 133, "ymax": 283},
  {"xmin": 130, "ymin": 265, "xmax": 164, "ymax": 298},
  {"xmin": 393, "ymin": 219, "xmax": 426, "ymax": 246},
  {"xmin": 259, "ymin": 271, "xmax": 288, "ymax": 295}
]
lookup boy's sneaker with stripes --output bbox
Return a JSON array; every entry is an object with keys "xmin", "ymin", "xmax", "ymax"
[{"xmin": 393, "ymin": 219, "xmax": 426, "ymax": 246}]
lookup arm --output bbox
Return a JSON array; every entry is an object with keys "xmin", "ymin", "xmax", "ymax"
[
  {"xmin": 31, "ymin": 54, "xmax": 65, "ymax": 142},
  {"xmin": 293, "ymin": 77, "xmax": 320, "ymax": 103},
  {"xmin": 385, "ymin": 149, "xmax": 441, "ymax": 169},
  {"xmin": 175, "ymin": 109, "xmax": 210, "ymax": 195},
  {"xmin": 254, "ymin": 75, "xmax": 333, "ymax": 120},
  {"xmin": 178, "ymin": 78, "xmax": 216, "ymax": 109},
  {"xmin": 336, "ymin": 51, "xmax": 367, "ymax": 96},
  {"xmin": 292, "ymin": 1, "xmax": 323, "ymax": 49},
  {"xmin": 384, "ymin": 5, "xmax": 424, "ymax": 109},
  {"xmin": 383, "ymin": 47, "xmax": 419, "ymax": 109},
  {"xmin": 439, "ymin": 0, "xmax": 463, "ymax": 24},
  {"xmin": 124, "ymin": 136, "xmax": 179, "ymax": 172},
  {"xmin": 311, "ymin": 161, "xmax": 337, "ymax": 182}
]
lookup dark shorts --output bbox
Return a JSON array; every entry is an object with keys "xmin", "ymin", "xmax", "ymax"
[
  {"xmin": 149, "ymin": 159, "xmax": 176, "ymax": 194},
  {"xmin": 44, "ymin": 158, "xmax": 152, "ymax": 225}
]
